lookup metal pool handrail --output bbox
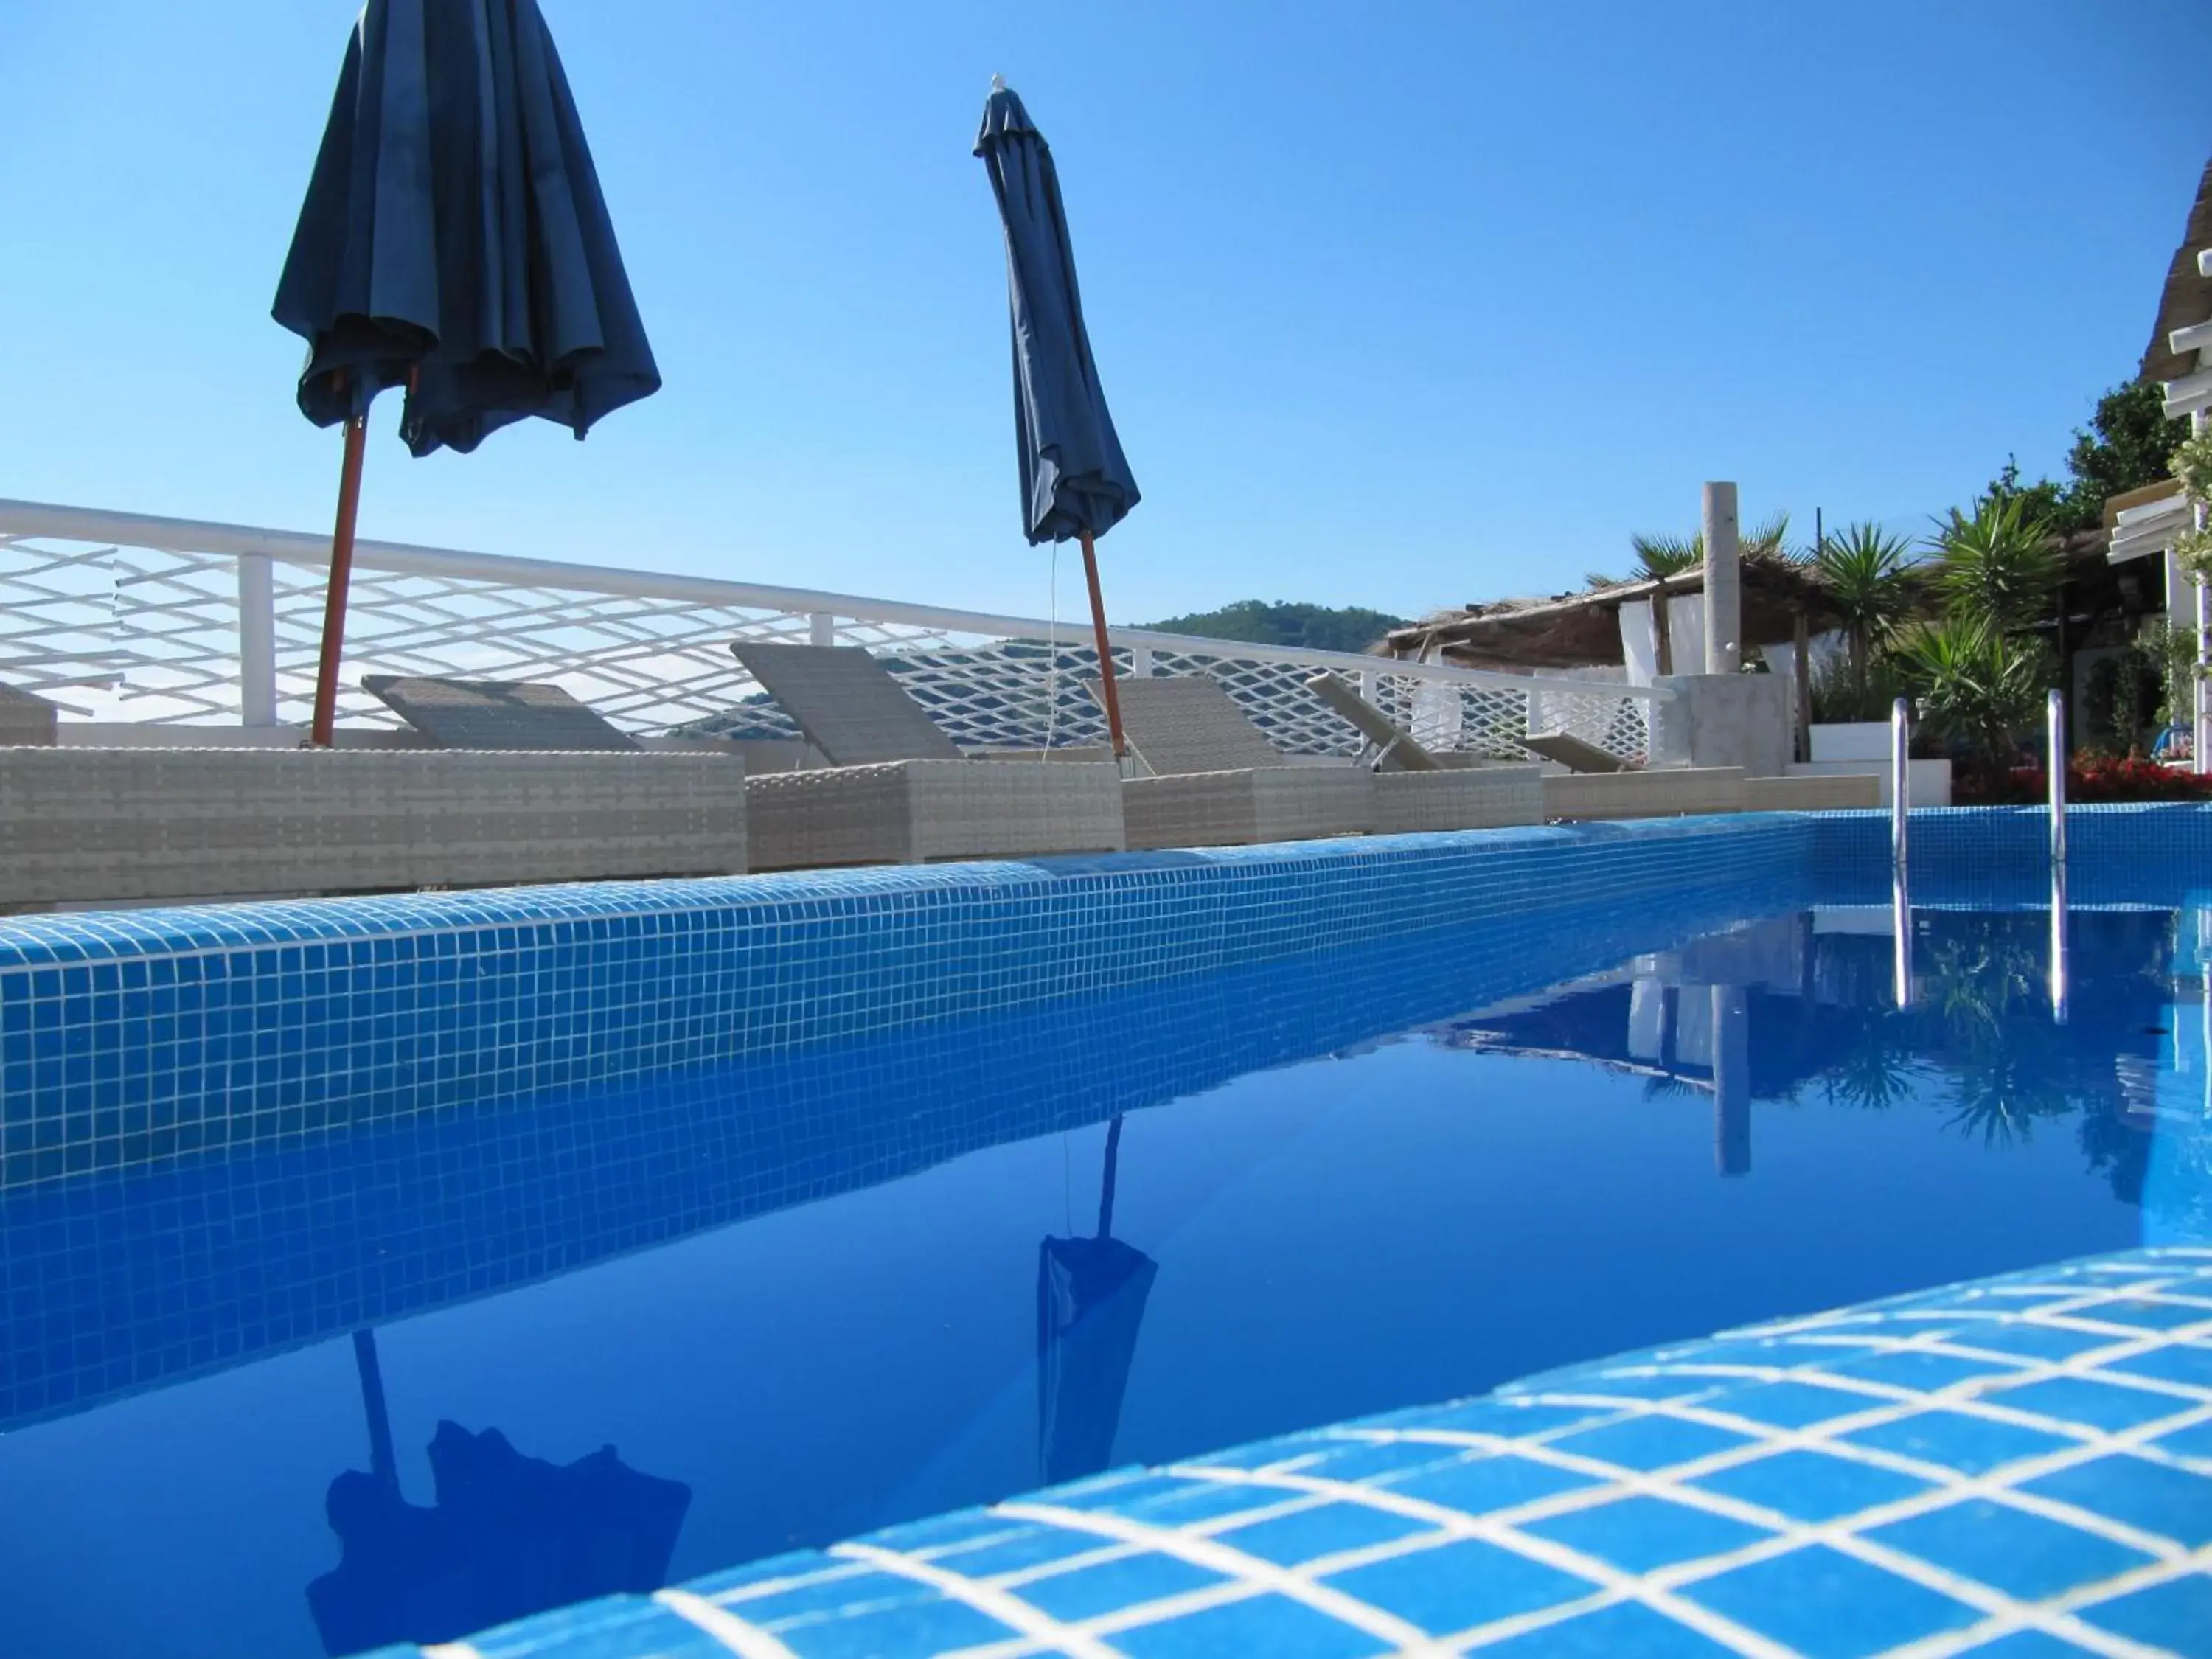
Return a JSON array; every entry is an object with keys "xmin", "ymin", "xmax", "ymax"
[
  {"xmin": 2048, "ymin": 687, "xmax": 2070, "ymax": 1023},
  {"xmin": 2047, "ymin": 687, "xmax": 2067, "ymax": 869},
  {"xmin": 1890, "ymin": 696, "xmax": 1910, "ymax": 870}
]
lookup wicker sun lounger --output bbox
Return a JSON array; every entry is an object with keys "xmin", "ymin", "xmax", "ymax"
[
  {"xmin": 1110, "ymin": 675, "xmax": 1542, "ymax": 847},
  {"xmin": 730, "ymin": 641, "xmax": 1123, "ymax": 869},
  {"xmin": 363, "ymin": 675, "xmax": 643, "ymax": 750},
  {"xmin": 1305, "ymin": 672, "xmax": 1543, "ymax": 834},
  {"xmin": 1744, "ymin": 773, "xmax": 1879, "ymax": 811},
  {"xmin": 1305, "ymin": 672, "xmax": 1441, "ymax": 771},
  {"xmin": 1541, "ymin": 767, "xmax": 1747, "ymax": 820},
  {"xmin": 0, "ymin": 682, "xmax": 58, "ymax": 746},
  {"xmin": 1102, "ymin": 675, "xmax": 1369, "ymax": 848},
  {"xmin": 0, "ymin": 747, "xmax": 746, "ymax": 908},
  {"xmin": 1521, "ymin": 728, "xmax": 1630, "ymax": 773}
]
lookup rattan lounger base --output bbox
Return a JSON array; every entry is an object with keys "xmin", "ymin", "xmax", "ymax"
[
  {"xmin": 1121, "ymin": 766, "xmax": 1372, "ymax": 850},
  {"xmin": 0, "ymin": 748, "xmax": 746, "ymax": 906},
  {"xmin": 1371, "ymin": 765, "xmax": 1545, "ymax": 834},
  {"xmin": 1542, "ymin": 767, "xmax": 1746, "ymax": 821},
  {"xmin": 746, "ymin": 758, "xmax": 1124, "ymax": 870},
  {"xmin": 1745, "ymin": 773, "xmax": 1880, "ymax": 811}
]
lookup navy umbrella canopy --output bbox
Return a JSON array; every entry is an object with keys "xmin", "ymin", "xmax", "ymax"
[
  {"xmin": 274, "ymin": 0, "xmax": 658, "ymax": 742},
  {"xmin": 1036, "ymin": 1115, "xmax": 1157, "ymax": 1484},
  {"xmin": 975, "ymin": 80, "xmax": 1141, "ymax": 757}
]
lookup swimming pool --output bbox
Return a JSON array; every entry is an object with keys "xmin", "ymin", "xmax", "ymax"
[{"xmin": 2, "ymin": 810, "xmax": 2209, "ymax": 1656}]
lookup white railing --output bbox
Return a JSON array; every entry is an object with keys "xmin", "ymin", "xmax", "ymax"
[{"xmin": 0, "ymin": 499, "xmax": 1665, "ymax": 763}]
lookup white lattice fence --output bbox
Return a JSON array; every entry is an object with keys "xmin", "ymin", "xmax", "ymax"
[{"xmin": 0, "ymin": 504, "xmax": 1660, "ymax": 763}]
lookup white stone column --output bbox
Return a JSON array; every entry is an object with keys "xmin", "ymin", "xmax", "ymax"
[
  {"xmin": 1702, "ymin": 482, "xmax": 1740, "ymax": 675},
  {"xmin": 236, "ymin": 555, "xmax": 279, "ymax": 728},
  {"xmin": 2195, "ymin": 413, "xmax": 2210, "ymax": 775},
  {"xmin": 1711, "ymin": 984, "xmax": 1750, "ymax": 1176}
]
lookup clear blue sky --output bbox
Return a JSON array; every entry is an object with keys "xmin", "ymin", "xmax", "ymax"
[{"xmin": 3, "ymin": 1, "xmax": 2208, "ymax": 625}]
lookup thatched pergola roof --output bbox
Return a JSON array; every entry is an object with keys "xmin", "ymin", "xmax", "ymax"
[
  {"xmin": 1382, "ymin": 557, "xmax": 1848, "ymax": 671},
  {"xmin": 2141, "ymin": 156, "xmax": 2212, "ymax": 386}
]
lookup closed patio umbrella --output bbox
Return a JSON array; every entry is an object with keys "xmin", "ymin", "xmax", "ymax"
[
  {"xmin": 1037, "ymin": 1115, "xmax": 1158, "ymax": 1484},
  {"xmin": 975, "ymin": 79, "xmax": 1142, "ymax": 759},
  {"xmin": 274, "ymin": 0, "xmax": 660, "ymax": 745}
]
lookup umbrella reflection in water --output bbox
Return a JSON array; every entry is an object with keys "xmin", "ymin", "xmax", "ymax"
[
  {"xmin": 1037, "ymin": 1115, "xmax": 1158, "ymax": 1486},
  {"xmin": 307, "ymin": 1330, "xmax": 689, "ymax": 1658}
]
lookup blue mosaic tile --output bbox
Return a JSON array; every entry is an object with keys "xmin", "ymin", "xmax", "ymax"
[
  {"xmin": 1862, "ymin": 1499, "xmax": 2157, "ymax": 1601},
  {"xmin": 1538, "ymin": 1411, "xmax": 1761, "ymax": 1472},
  {"xmin": 1836, "ymin": 1408, "xmax": 2084, "ymax": 1476},
  {"xmin": 1514, "ymin": 1492, "xmax": 1780, "ymax": 1574},
  {"xmin": 1369, "ymin": 1450, "xmax": 1600, "ymax": 1515},
  {"xmin": 13, "ymin": 814, "xmax": 2212, "ymax": 1659},
  {"xmin": 1687, "ymin": 1377, "xmax": 1880, "ymax": 1430},
  {"xmin": 2075, "ymin": 1571, "xmax": 2212, "ymax": 1652},
  {"xmin": 1683, "ymin": 1447, "xmax": 1937, "ymax": 1525},
  {"xmin": 1677, "ymin": 1543, "xmax": 1984, "ymax": 1658},
  {"xmin": 770, "ymin": 1593, "xmax": 1014, "ymax": 1658},
  {"xmin": 2020, "ymin": 1453, "xmax": 2212, "ymax": 1549},
  {"xmin": 1957, "ymin": 1632, "xmax": 2116, "ymax": 1659},
  {"xmin": 361, "ymin": 1248, "xmax": 2212, "ymax": 1659},
  {"xmin": 1206, "ymin": 1500, "xmax": 1436, "ymax": 1568},
  {"xmin": 1989, "ymin": 1372, "xmax": 2200, "ymax": 1433},
  {"xmin": 18, "ymin": 804, "xmax": 2206, "ymax": 1206},
  {"xmin": 0, "ymin": 818, "xmax": 1814, "ymax": 1192},
  {"xmin": 1, "ymin": 870, "xmax": 1797, "ymax": 1433},
  {"xmin": 1004, "ymin": 1550, "xmax": 1226, "ymax": 1622},
  {"xmin": 1315, "ymin": 1535, "xmax": 1599, "ymax": 1635},
  {"xmin": 1109, "ymin": 1590, "xmax": 1394, "ymax": 1658},
  {"xmin": 1475, "ymin": 1600, "xmax": 1741, "ymax": 1655}
]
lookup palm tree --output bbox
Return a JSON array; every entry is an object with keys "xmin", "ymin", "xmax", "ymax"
[
  {"xmin": 1929, "ymin": 496, "xmax": 2062, "ymax": 632},
  {"xmin": 1588, "ymin": 512, "xmax": 1791, "ymax": 590},
  {"xmin": 1807, "ymin": 522, "xmax": 1915, "ymax": 697},
  {"xmin": 1891, "ymin": 615, "xmax": 2053, "ymax": 767}
]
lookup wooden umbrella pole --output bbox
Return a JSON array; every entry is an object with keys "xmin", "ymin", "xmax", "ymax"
[
  {"xmin": 1079, "ymin": 530, "xmax": 1126, "ymax": 759},
  {"xmin": 309, "ymin": 411, "xmax": 369, "ymax": 747}
]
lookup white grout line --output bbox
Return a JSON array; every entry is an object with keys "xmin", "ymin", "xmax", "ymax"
[
  {"xmin": 692, "ymin": 1559, "xmax": 877, "ymax": 1609},
  {"xmin": 654, "ymin": 1588, "xmax": 806, "ymax": 1659},
  {"xmin": 1878, "ymin": 1542, "xmax": 2212, "ymax": 1659},
  {"xmin": 993, "ymin": 1499, "xmax": 1463, "ymax": 1658},
  {"xmin": 1155, "ymin": 1459, "xmax": 1795, "ymax": 1659},
  {"xmin": 829, "ymin": 1541, "xmax": 1129, "ymax": 1659},
  {"xmin": 487, "ymin": 1266, "xmax": 2212, "ymax": 1659}
]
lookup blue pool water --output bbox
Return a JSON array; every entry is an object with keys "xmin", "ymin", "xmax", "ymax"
[{"xmin": 3, "ymin": 883, "xmax": 2207, "ymax": 1658}]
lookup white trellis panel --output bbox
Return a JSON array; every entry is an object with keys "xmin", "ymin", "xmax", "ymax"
[{"xmin": 0, "ymin": 502, "xmax": 1661, "ymax": 765}]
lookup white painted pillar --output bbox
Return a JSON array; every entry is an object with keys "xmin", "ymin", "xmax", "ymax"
[
  {"xmin": 2195, "ymin": 412, "xmax": 2210, "ymax": 774},
  {"xmin": 808, "ymin": 611, "xmax": 836, "ymax": 649},
  {"xmin": 237, "ymin": 554, "xmax": 279, "ymax": 727},
  {"xmin": 1130, "ymin": 647, "xmax": 1153, "ymax": 678},
  {"xmin": 1701, "ymin": 482, "xmax": 1740, "ymax": 675},
  {"xmin": 1711, "ymin": 984, "xmax": 1749, "ymax": 1176},
  {"xmin": 1357, "ymin": 669, "xmax": 1377, "ymax": 702}
]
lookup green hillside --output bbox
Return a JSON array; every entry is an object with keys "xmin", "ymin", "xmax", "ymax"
[{"xmin": 1144, "ymin": 599, "xmax": 1405, "ymax": 653}]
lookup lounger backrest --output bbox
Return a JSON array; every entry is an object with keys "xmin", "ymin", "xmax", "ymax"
[
  {"xmin": 1306, "ymin": 672, "xmax": 1441, "ymax": 772},
  {"xmin": 0, "ymin": 681, "xmax": 58, "ymax": 746},
  {"xmin": 362, "ymin": 675, "xmax": 640, "ymax": 750},
  {"xmin": 728, "ymin": 642, "xmax": 964, "ymax": 766},
  {"xmin": 1098, "ymin": 675, "xmax": 1284, "ymax": 775},
  {"xmin": 1522, "ymin": 729, "xmax": 1630, "ymax": 773}
]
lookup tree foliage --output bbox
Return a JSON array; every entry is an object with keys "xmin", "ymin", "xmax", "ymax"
[
  {"xmin": 1588, "ymin": 512, "xmax": 1790, "ymax": 589},
  {"xmin": 1928, "ymin": 495, "xmax": 2063, "ymax": 633},
  {"xmin": 1808, "ymin": 521, "xmax": 1915, "ymax": 694},
  {"xmin": 1981, "ymin": 380, "xmax": 2187, "ymax": 535},
  {"xmin": 1891, "ymin": 615, "xmax": 2053, "ymax": 765},
  {"xmin": 1144, "ymin": 599, "xmax": 1407, "ymax": 653}
]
